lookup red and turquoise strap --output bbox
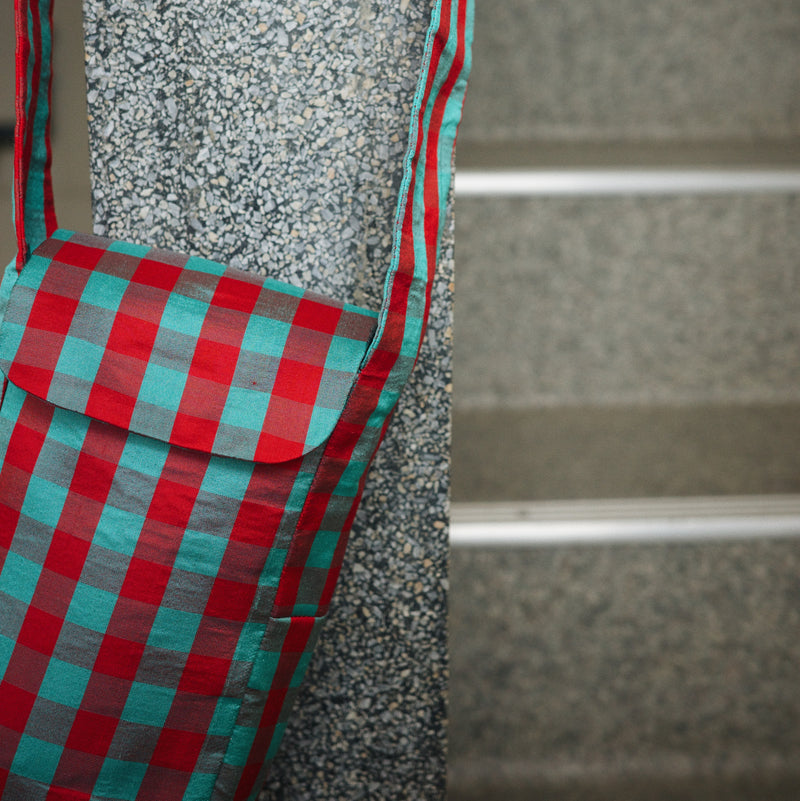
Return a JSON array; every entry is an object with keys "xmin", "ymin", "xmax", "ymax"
[
  {"xmin": 360, "ymin": 0, "xmax": 473, "ymax": 402},
  {"xmin": 13, "ymin": 0, "xmax": 58, "ymax": 271},
  {"xmin": 270, "ymin": 0, "xmax": 473, "ymax": 619}
]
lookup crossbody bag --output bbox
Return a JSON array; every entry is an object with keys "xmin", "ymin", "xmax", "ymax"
[{"xmin": 0, "ymin": 1, "xmax": 472, "ymax": 798}]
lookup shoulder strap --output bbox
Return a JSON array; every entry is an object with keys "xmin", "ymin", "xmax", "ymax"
[
  {"xmin": 360, "ymin": 0, "xmax": 473, "ymax": 395},
  {"xmin": 12, "ymin": 0, "xmax": 474, "ymax": 381},
  {"xmin": 13, "ymin": 0, "xmax": 58, "ymax": 271}
]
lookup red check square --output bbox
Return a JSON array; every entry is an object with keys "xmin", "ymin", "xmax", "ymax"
[
  {"xmin": 150, "ymin": 727, "xmax": 205, "ymax": 771},
  {"xmin": 292, "ymin": 298, "xmax": 341, "ymax": 334},
  {"xmin": 8, "ymin": 359, "xmax": 55, "ymax": 400},
  {"xmin": 188, "ymin": 338, "xmax": 239, "ymax": 384},
  {"xmin": 272, "ymin": 360, "xmax": 323, "ymax": 406},
  {"xmin": 53, "ymin": 241, "xmax": 105, "ymax": 270},
  {"xmin": 16, "ymin": 607, "xmax": 63, "ymax": 656},
  {"xmin": 93, "ymin": 634, "xmax": 145, "ymax": 681},
  {"xmin": 69, "ymin": 452, "xmax": 117, "ymax": 505},
  {"xmin": 0, "ymin": 503, "xmax": 21, "ymax": 548},
  {"xmin": 169, "ymin": 411, "xmax": 219, "ymax": 457},
  {"xmin": 0, "ymin": 682, "xmax": 36, "ymax": 731},
  {"xmin": 43, "ymin": 530, "xmax": 91, "ymax": 581},
  {"xmin": 204, "ymin": 578, "xmax": 257, "ymax": 623},
  {"xmin": 105, "ymin": 313, "xmax": 159, "ymax": 362},
  {"xmin": 253, "ymin": 430, "xmax": 303, "ymax": 464},
  {"xmin": 2, "ymin": 421, "xmax": 46, "ymax": 473},
  {"xmin": 132, "ymin": 258, "xmax": 183, "ymax": 292},
  {"xmin": 229, "ymin": 500, "xmax": 283, "ymax": 547},
  {"xmin": 119, "ymin": 557, "xmax": 172, "ymax": 606},
  {"xmin": 65, "ymin": 709, "xmax": 118, "ymax": 757},
  {"xmin": 211, "ymin": 275, "xmax": 262, "ymax": 314},
  {"xmin": 178, "ymin": 652, "xmax": 232, "ymax": 696}
]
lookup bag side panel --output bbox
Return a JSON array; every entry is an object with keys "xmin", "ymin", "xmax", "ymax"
[{"xmin": 212, "ymin": 615, "xmax": 329, "ymax": 801}]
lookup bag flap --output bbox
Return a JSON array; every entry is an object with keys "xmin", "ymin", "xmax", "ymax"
[{"xmin": 0, "ymin": 231, "xmax": 378, "ymax": 463}]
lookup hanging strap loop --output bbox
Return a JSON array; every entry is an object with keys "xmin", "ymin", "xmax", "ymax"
[
  {"xmin": 12, "ymin": 0, "xmax": 473, "ymax": 391},
  {"xmin": 359, "ymin": 0, "xmax": 473, "ymax": 392},
  {"xmin": 13, "ymin": 0, "xmax": 58, "ymax": 271}
]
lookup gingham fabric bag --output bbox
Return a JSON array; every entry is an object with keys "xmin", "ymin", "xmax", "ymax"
[{"xmin": 0, "ymin": 0, "xmax": 472, "ymax": 798}]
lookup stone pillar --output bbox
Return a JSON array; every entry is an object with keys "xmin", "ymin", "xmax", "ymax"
[{"xmin": 82, "ymin": 1, "xmax": 451, "ymax": 798}]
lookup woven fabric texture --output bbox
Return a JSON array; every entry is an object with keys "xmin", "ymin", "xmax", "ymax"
[{"xmin": 1, "ymin": 377, "xmax": 329, "ymax": 798}]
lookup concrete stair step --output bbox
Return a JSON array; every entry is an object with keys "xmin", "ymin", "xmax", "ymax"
[
  {"xmin": 449, "ymin": 533, "xmax": 800, "ymax": 799},
  {"xmin": 452, "ymin": 192, "xmax": 800, "ymax": 411},
  {"xmin": 452, "ymin": 403, "xmax": 800, "ymax": 502},
  {"xmin": 461, "ymin": 0, "xmax": 800, "ymax": 144}
]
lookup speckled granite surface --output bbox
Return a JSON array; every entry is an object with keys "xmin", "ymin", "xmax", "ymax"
[{"xmin": 82, "ymin": 1, "xmax": 450, "ymax": 798}]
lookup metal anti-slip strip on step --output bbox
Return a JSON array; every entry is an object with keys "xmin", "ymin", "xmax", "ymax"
[
  {"xmin": 450, "ymin": 495, "xmax": 800, "ymax": 546},
  {"xmin": 454, "ymin": 169, "xmax": 800, "ymax": 196}
]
